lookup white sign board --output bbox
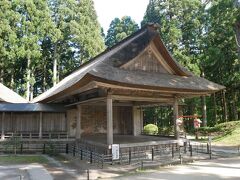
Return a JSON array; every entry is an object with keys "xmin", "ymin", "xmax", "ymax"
[
  {"xmin": 112, "ymin": 144, "xmax": 120, "ymax": 160},
  {"xmin": 208, "ymin": 136, "xmax": 212, "ymax": 142}
]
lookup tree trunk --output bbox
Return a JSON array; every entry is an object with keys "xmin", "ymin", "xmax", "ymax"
[
  {"xmin": 236, "ymin": 22, "xmax": 240, "ymax": 57},
  {"xmin": 26, "ymin": 57, "xmax": 31, "ymax": 101},
  {"xmin": 232, "ymin": 90, "xmax": 239, "ymax": 120},
  {"xmin": 10, "ymin": 73, "xmax": 14, "ymax": 89},
  {"xmin": 53, "ymin": 43, "xmax": 58, "ymax": 86},
  {"xmin": 0, "ymin": 69, "xmax": 3, "ymax": 83},
  {"xmin": 30, "ymin": 72, "xmax": 34, "ymax": 101},
  {"xmin": 235, "ymin": 2, "xmax": 240, "ymax": 57},
  {"xmin": 43, "ymin": 63, "xmax": 46, "ymax": 92}
]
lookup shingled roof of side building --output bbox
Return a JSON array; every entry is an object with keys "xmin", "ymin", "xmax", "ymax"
[
  {"xmin": 0, "ymin": 83, "xmax": 28, "ymax": 103},
  {"xmin": 32, "ymin": 23, "xmax": 225, "ymax": 103}
]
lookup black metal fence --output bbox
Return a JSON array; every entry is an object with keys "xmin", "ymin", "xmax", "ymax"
[{"xmin": 66, "ymin": 141, "xmax": 191, "ymax": 168}]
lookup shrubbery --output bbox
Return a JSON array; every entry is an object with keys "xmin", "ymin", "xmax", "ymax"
[
  {"xmin": 158, "ymin": 126, "xmax": 174, "ymax": 136},
  {"xmin": 143, "ymin": 124, "xmax": 158, "ymax": 135}
]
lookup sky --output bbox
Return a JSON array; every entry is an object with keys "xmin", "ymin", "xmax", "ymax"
[{"xmin": 93, "ymin": 0, "xmax": 149, "ymax": 34}]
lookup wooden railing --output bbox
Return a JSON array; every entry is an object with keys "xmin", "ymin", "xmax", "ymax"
[{"xmin": 1, "ymin": 132, "xmax": 70, "ymax": 140}]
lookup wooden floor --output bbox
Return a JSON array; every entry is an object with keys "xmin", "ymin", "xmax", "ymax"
[{"xmin": 81, "ymin": 134, "xmax": 178, "ymax": 148}]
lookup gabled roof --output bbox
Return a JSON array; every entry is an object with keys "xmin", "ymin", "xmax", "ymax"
[
  {"xmin": 32, "ymin": 24, "xmax": 225, "ymax": 103},
  {"xmin": 0, "ymin": 83, "xmax": 27, "ymax": 103}
]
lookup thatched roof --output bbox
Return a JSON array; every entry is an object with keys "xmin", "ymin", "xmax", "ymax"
[
  {"xmin": 33, "ymin": 24, "xmax": 225, "ymax": 103},
  {"xmin": 0, "ymin": 83, "xmax": 27, "ymax": 103}
]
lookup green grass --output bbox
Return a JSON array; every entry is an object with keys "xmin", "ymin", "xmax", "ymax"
[
  {"xmin": 212, "ymin": 121, "xmax": 240, "ymax": 146},
  {"xmin": 0, "ymin": 155, "xmax": 49, "ymax": 164}
]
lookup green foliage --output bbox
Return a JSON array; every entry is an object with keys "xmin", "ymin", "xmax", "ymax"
[
  {"xmin": 105, "ymin": 16, "xmax": 139, "ymax": 47},
  {"xmin": 158, "ymin": 126, "xmax": 174, "ymax": 136},
  {"xmin": 197, "ymin": 121, "xmax": 240, "ymax": 136},
  {"xmin": 0, "ymin": 0, "xmax": 105, "ymax": 98},
  {"xmin": 142, "ymin": 0, "xmax": 203, "ymax": 74},
  {"xmin": 45, "ymin": 143, "xmax": 58, "ymax": 156},
  {"xmin": 143, "ymin": 124, "xmax": 158, "ymax": 135}
]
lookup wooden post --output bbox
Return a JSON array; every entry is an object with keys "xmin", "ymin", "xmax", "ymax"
[
  {"xmin": 173, "ymin": 97, "xmax": 179, "ymax": 139},
  {"xmin": 1, "ymin": 112, "xmax": 5, "ymax": 139},
  {"xmin": 107, "ymin": 94, "xmax": 113, "ymax": 145},
  {"xmin": 76, "ymin": 105, "xmax": 81, "ymax": 140},
  {"xmin": 133, "ymin": 106, "xmax": 141, "ymax": 136},
  {"xmin": 39, "ymin": 112, "xmax": 42, "ymax": 139},
  {"xmin": 201, "ymin": 96, "xmax": 207, "ymax": 126}
]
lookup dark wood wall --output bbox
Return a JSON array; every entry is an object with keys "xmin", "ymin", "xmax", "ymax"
[{"xmin": 0, "ymin": 112, "xmax": 66, "ymax": 132}]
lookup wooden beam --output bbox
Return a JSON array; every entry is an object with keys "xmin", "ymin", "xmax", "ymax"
[
  {"xmin": 107, "ymin": 94, "xmax": 113, "ymax": 145},
  {"xmin": 112, "ymin": 95, "xmax": 174, "ymax": 103},
  {"xmin": 65, "ymin": 97, "xmax": 106, "ymax": 107}
]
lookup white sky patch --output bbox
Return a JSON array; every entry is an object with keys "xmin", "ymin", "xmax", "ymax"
[{"xmin": 93, "ymin": 0, "xmax": 149, "ymax": 34}]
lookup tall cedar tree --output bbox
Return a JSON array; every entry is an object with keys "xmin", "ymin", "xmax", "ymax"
[
  {"xmin": 47, "ymin": 0, "xmax": 105, "ymax": 87},
  {"xmin": 11, "ymin": 0, "xmax": 57, "ymax": 101},
  {"xmin": 105, "ymin": 16, "xmax": 139, "ymax": 48}
]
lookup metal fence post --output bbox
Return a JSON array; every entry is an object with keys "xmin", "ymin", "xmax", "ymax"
[
  {"xmin": 179, "ymin": 154, "xmax": 182, "ymax": 164},
  {"xmin": 190, "ymin": 145, "xmax": 192, "ymax": 157},
  {"xmin": 66, "ymin": 143, "xmax": 69, "ymax": 154},
  {"xmin": 129, "ymin": 149, "xmax": 131, "ymax": 164},
  {"xmin": 184, "ymin": 141, "xmax": 187, "ymax": 154},
  {"xmin": 20, "ymin": 143, "xmax": 23, "ymax": 154},
  {"xmin": 73, "ymin": 144, "xmax": 76, "ymax": 157},
  {"xmin": 152, "ymin": 147, "xmax": 154, "ymax": 161},
  {"xmin": 172, "ymin": 145, "xmax": 174, "ymax": 158},
  {"xmin": 87, "ymin": 169, "xmax": 89, "ymax": 180},
  {"xmin": 43, "ymin": 144, "xmax": 46, "ymax": 154},
  {"xmin": 90, "ymin": 151, "xmax": 93, "ymax": 164},
  {"xmin": 207, "ymin": 143, "xmax": 210, "ymax": 154},
  {"xmin": 101, "ymin": 154, "xmax": 104, "ymax": 169},
  {"xmin": 80, "ymin": 149, "xmax": 83, "ymax": 160}
]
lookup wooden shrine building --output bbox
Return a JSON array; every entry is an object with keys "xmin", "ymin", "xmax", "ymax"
[{"xmin": 0, "ymin": 24, "xmax": 225, "ymax": 152}]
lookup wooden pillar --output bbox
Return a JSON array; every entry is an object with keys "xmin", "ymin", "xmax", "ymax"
[
  {"xmin": 133, "ymin": 106, "xmax": 141, "ymax": 136},
  {"xmin": 107, "ymin": 94, "xmax": 113, "ymax": 145},
  {"xmin": 201, "ymin": 96, "xmax": 207, "ymax": 126},
  {"xmin": 1, "ymin": 112, "xmax": 5, "ymax": 139},
  {"xmin": 173, "ymin": 97, "xmax": 179, "ymax": 139},
  {"xmin": 140, "ymin": 107, "xmax": 143, "ymax": 133},
  {"xmin": 39, "ymin": 112, "xmax": 42, "ymax": 138},
  {"xmin": 76, "ymin": 105, "xmax": 82, "ymax": 140}
]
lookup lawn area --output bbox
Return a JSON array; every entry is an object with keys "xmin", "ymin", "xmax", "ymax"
[
  {"xmin": 0, "ymin": 155, "xmax": 49, "ymax": 164},
  {"xmin": 213, "ymin": 126, "xmax": 240, "ymax": 146},
  {"xmin": 196, "ymin": 121, "xmax": 240, "ymax": 146}
]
